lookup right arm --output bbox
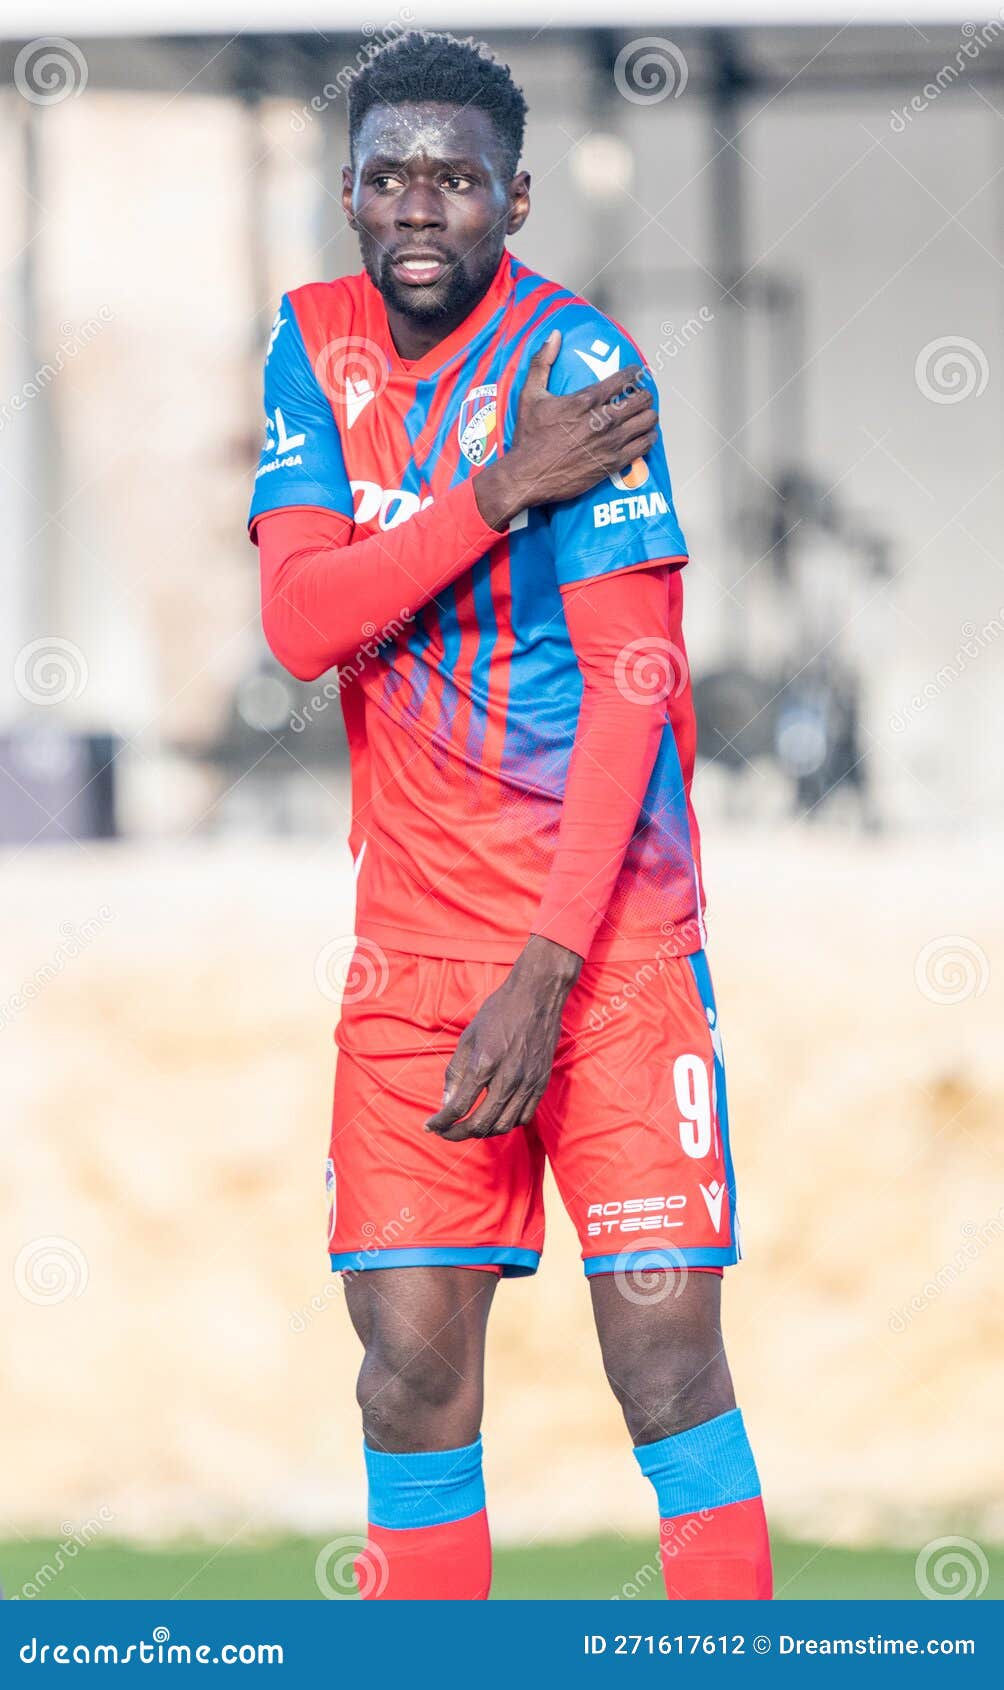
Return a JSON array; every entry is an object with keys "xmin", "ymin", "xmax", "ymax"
[
  {"xmin": 256, "ymin": 481, "xmax": 498, "ymax": 682},
  {"xmin": 251, "ymin": 319, "xmax": 657, "ymax": 681}
]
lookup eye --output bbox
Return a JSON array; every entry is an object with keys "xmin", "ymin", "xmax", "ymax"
[
  {"xmin": 371, "ymin": 174, "xmax": 401, "ymax": 192},
  {"xmin": 443, "ymin": 174, "xmax": 473, "ymax": 193}
]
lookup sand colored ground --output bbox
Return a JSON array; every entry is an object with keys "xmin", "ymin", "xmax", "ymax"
[{"xmin": 2, "ymin": 825, "xmax": 1001, "ymax": 1549}]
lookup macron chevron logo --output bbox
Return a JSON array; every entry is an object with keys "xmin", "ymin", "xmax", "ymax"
[
  {"xmin": 706, "ymin": 1005, "xmax": 724, "ymax": 1066},
  {"xmin": 346, "ymin": 376, "xmax": 377, "ymax": 429},
  {"xmin": 699, "ymin": 1179, "xmax": 726, "ymax": 1234},
  {"xmin": 575, "ymin": 336, "xmax": 621, "ymax": 381},
  {"xmin": 265, "ymin": 309, "xmax": 286, "ymax": 362}
]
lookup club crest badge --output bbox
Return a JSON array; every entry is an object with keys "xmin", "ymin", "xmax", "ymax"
[{"xmin": 458, "ymin": 384, "xmax": 498, "ymax": 466}]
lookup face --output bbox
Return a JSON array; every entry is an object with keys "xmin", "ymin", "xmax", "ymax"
[{"xmin": 343, "ymin": 102, "xmax": 530, "ymax": 336}]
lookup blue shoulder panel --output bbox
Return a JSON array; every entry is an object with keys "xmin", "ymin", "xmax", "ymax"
[
  {"xmin": 507, "ymin": 299, "xmax": 688, "ymax": 588},
  {"xmin": 248, "ymin": 295, "xmax": 354, "ymax": 530}
]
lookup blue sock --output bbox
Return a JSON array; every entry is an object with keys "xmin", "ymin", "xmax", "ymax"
[
  {"xmin": 364, "ymin": 1435, "xmax": 486, "ymax": 1529},
  {"xmin": 633, "ymin": 1410, "xmax": 772, "ymax": 1599},
  {"xmin": 633, "ymin": 1407, "xmax": 762, "ymax": 1517}
]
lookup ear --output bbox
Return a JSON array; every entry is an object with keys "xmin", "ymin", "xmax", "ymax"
[
  {"xmin": 506, "ymin": 170, "xmax": 531, "ymax": 236},
  {"xmin": 341, "ymin": 163, "xmax": 357, "ymax": 229}
]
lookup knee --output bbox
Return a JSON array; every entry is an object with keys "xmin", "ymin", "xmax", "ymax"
[
  {"xmin": 604, "ymin": 1328, "xmax": 734, "ymax": 1444},
  {"xmin": 357, "ymin": 1328, "xmax": 482, "ymax": 1451}
]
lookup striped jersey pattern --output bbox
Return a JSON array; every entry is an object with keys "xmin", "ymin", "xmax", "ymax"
[{"xmin": 250, "ymin": 251, "xmax": 705, "ymax": 962}]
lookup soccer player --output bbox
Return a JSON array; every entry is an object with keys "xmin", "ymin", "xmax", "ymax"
[{"xmin": 249, "ymin": 31, "xmax": 771, "ymax": 1602}]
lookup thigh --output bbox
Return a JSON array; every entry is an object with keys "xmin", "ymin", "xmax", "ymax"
[
  {"xmin": 344, "ymin": 1263, "xmax": 499, "ymax": 1356},
  {"xmin": 537, "ymin": 949, "xmax": 739, "ymax": 1278},
  {"xmin": 588, "ymin": 1268, "xmax": 734, "ymax": 1441},
  {"xmin": 345, "ymin": 1264, "xmax": 500, "ymax": 1451},
  {"xmin": 589, "ymin": 1261, "xmax": 724, "ymax": 1364},
  {"xmin": 328, "ymin": 948, "xmax": 545, "ymax": 1278}
]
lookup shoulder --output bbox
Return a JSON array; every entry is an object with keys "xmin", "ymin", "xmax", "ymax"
[
  {"xmin": 505, "ymin": 262, "xmax": 646, "ymax": 396},
  {"xmin": 281, "ymin": 274, "xmax": 369, "ymax": 361},
  {"xmin": 545, "ymin": 288, "xmax": 646, "ymax": 395}
]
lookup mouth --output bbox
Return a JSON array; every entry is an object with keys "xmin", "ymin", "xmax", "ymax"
[{"xmin": 389, "ymin": 252, "xmax": 450, "ymax": 287}]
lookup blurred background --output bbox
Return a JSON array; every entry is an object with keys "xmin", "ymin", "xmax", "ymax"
[{"xmin": 2, "ymin": 0, "xmax": 1002, "ymax": 1600}]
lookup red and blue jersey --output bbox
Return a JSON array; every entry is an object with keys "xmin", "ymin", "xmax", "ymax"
[{"xmin": 249, "ymin": 251, "xmax": 705, "ymax": 962}]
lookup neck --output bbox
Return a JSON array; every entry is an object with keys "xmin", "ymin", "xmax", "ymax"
[{"xmin": 384, "ymin": 267, "xmax": 498, "ymax": 361}]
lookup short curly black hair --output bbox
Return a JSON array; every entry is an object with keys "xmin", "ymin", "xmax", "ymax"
[{"xmin": 348, "ymin": 30, "xmax": 527, "ymax": 179}]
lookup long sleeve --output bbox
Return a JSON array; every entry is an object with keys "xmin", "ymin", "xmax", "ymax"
[
  {"xmin": 253, "ymin": 480, "xmax": 502, "ymax": 682},
  {"xmin": 532, "ymin": 564, "xmax": 678, "ymax": 959}
]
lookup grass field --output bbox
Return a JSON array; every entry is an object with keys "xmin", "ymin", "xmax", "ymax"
[{"xmin": 4, "ymin": 1535, "xmax": 1000, "ymax": 1602}]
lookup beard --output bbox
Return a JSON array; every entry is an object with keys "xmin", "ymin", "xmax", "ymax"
[{"xmin": 363, "ymin": 241, "xmax": 495, "ymax": 326}]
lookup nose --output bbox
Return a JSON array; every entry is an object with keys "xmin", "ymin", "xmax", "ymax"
[{"xmin": 395, "ymin": 182, "xmax": 446, "ymax": 232}]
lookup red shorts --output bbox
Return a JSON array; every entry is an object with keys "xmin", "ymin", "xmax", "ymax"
[{"xmin": 327, "ymin": 947, "xmax": 739, "ymax": 1279}]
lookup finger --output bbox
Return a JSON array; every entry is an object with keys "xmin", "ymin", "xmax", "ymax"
[
  {"xmin": 478, "ymin": 1091, "xmax": 535, "ymax": 1140},
  {"xmin": 436, "ymin": 1101, "xmax": 508, "ymax": 1142},
  {"xmin": 425, "ymin": 1062, "xmax": 489, "ymax": 1132},
  {"xmin": 605, "ymin": 387, "xmax": 657, "ymax": 423},
  {"xmin": 576, "ymin": 427, "xmax": 656, "ymax": 488},
  {"xmin": 426, "ymin": 1090, "xmax": 486, "ymax": 1133},
  {"xmin": 587, "ymin": 361, "xmax": 646, "ymax": 405},
  {"xmin": 524, "ymin": 329, "xmax": 561, "ymax": 394},
  {"xmin": 578, "ymin": 385, "xmax": 649, "ymax": 429},
  {"xmin": 437, "ymin": 1068, "xmax": 524, "ymax": 1141},
  {"xmin": 471, "ymin": 1082, "xmax": 535, "ymax": 1139},
  {"xmin": 469, "ymin": 1076, "xmax": 538, "ymax": 1140},
  {"xmin": 571, "ymin": 401, "xmax": 653, "ymax": 460},
  {"xmin": 518, "ymin": 1089, "xmax": 545, "ymax": 1126},
  {"xmin": 581, "ymin": 387, "xmax": 652, "ymax": 432},
  {"xmin": 590, "ymin": 406, "xmax": 656, "ymax": 454},
  {"xmin": 606, "ymin": 424, "xmax": 658, "ymax": 462},
  {"xmin": 588, "ymin": 362, "xmax": 647, "ymax": 407}
]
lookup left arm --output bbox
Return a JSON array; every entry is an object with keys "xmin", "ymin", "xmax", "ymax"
[{"xmin": 425, "ymin": 563, "xmax": 675, "ymax": 1142}]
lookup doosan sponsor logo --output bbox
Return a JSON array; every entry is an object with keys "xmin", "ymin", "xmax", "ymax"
[{"xmin": 350, "ymin": 480, "xmax": 433, "ymax": 530}]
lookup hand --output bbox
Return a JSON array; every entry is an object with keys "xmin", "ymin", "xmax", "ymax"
[
  {"xmin": 425, "ymin": 935, "xmax": 583, "ymax": 1142},
  {"xmin": 473, "ymin": 330, "xmax": 658, "ymax": 531}
]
